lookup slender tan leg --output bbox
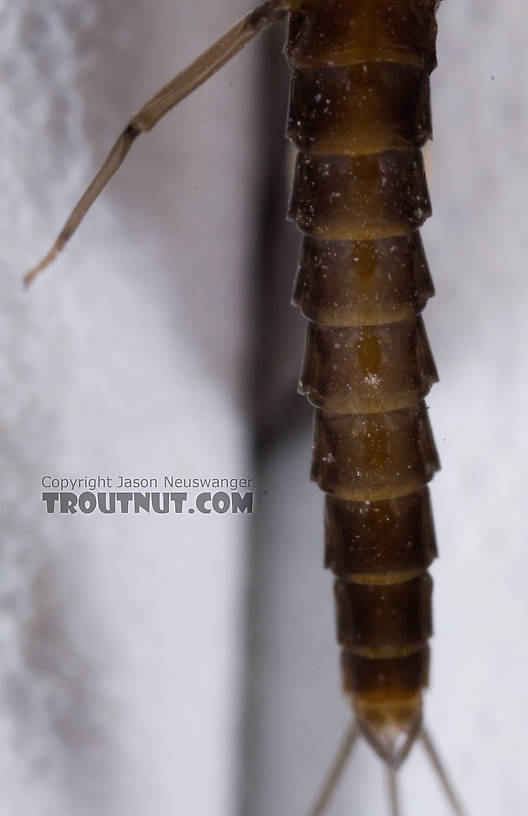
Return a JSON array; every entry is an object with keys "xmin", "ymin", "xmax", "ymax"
[
  {"xmin": 25, "ymin": 0, "xmax": 291, "ymax": 285},
  {"xmin": 387, "ymin": 767, "xmax": 401, "ymax": 816},
  {"xmin": 307, "ymin": 722, "xmax": 359, "ymax": 816},
  {"xmin": 420, "ymin": 728, "xmax": 467, "ymax": 816}
]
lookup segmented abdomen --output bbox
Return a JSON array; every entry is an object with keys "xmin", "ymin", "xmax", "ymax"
[{"xmin": 285, "ymin": 0, "xmax": 442, "ymax": 763}]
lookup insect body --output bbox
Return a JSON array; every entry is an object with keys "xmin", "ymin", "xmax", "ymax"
[
  {"xmin": 288, "ymin": 0, "xmax": 440, "ymax": 767},
  {"xmin": 27, "ymin": 1, "xmax": 466, "ymax": 812}
]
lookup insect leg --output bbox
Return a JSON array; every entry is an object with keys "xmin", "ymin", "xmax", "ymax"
[
  {"xmin": 387, "ymin": 767, "xmax": 401, "ymax": 816},
  {"xmin": 307, "ymin": 721, "xmax": 358, "ymax": 816},
  {"xmin": 24, "ymin": 0, "xmax": 291, "ymax": 285},
  {"xmin": 420, "ymin": 728, "xmax": 467, "ymax": 816}
]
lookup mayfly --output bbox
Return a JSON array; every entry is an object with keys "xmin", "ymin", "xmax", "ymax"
[{"xmin": 26, "ymin": 1, "xmax": 466, "ymax": 813}]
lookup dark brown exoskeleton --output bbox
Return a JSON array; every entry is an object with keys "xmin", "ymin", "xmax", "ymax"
[
  {"xmin": 290, "ymin": 0, "xmax": 440, "ymax": 774},
  {"xmin": 26, "ymin": 1, "xmax": 467, "ymax": 813}
]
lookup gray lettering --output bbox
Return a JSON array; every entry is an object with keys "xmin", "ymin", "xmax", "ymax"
[
  {"xmin": 42, "ymin": 492, "xmax": 59, "ymax": 513},
  {"xmin": 116, "ymin": 493, "xmax": 133, "ymax": 512},
  {"xmin": 170, "ymin": 493, "xmax": 187, "ymax": 512},
  {"xmin": 134, "ymin": 493, "xmax": 151, "ymax": 512},
  {"xmin": 60, "ymin": 492, "xmax": 78, "ymax": 514},
  {"xmin": 78, "ymin": 491, "xmax": 97, "ymax": 513},
  {"xmin": 98, "ymin": 492, "xmax": 116, "ymax": 513},
  {"xmin": 196, "ymin": 492, "xmax": 211, "ymax": 513},
  {"xmin": 232, "ymin": 492, "xmax": 253, "ymax": 514},
  {"xmin": 151, "ymin": 493, "xmax": 169, "ymax": 513},
  {"xmin": 212, "ymin": 492, "xmax": 230, "ymax": 514}
]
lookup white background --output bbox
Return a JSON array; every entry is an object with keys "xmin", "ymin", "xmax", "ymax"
[{"xmin": 1, "ymin": 2, "xmax": 252, "ymax": 814}]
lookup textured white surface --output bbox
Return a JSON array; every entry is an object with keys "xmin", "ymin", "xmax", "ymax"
[{"xmin": 1, "ymin": 2, "xmax": 252, "ymax": 814}]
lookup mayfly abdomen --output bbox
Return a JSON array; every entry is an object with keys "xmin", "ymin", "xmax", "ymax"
[{"xmin": 286, "ymin": 0, "xmax": 442, "ymax": 765}]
